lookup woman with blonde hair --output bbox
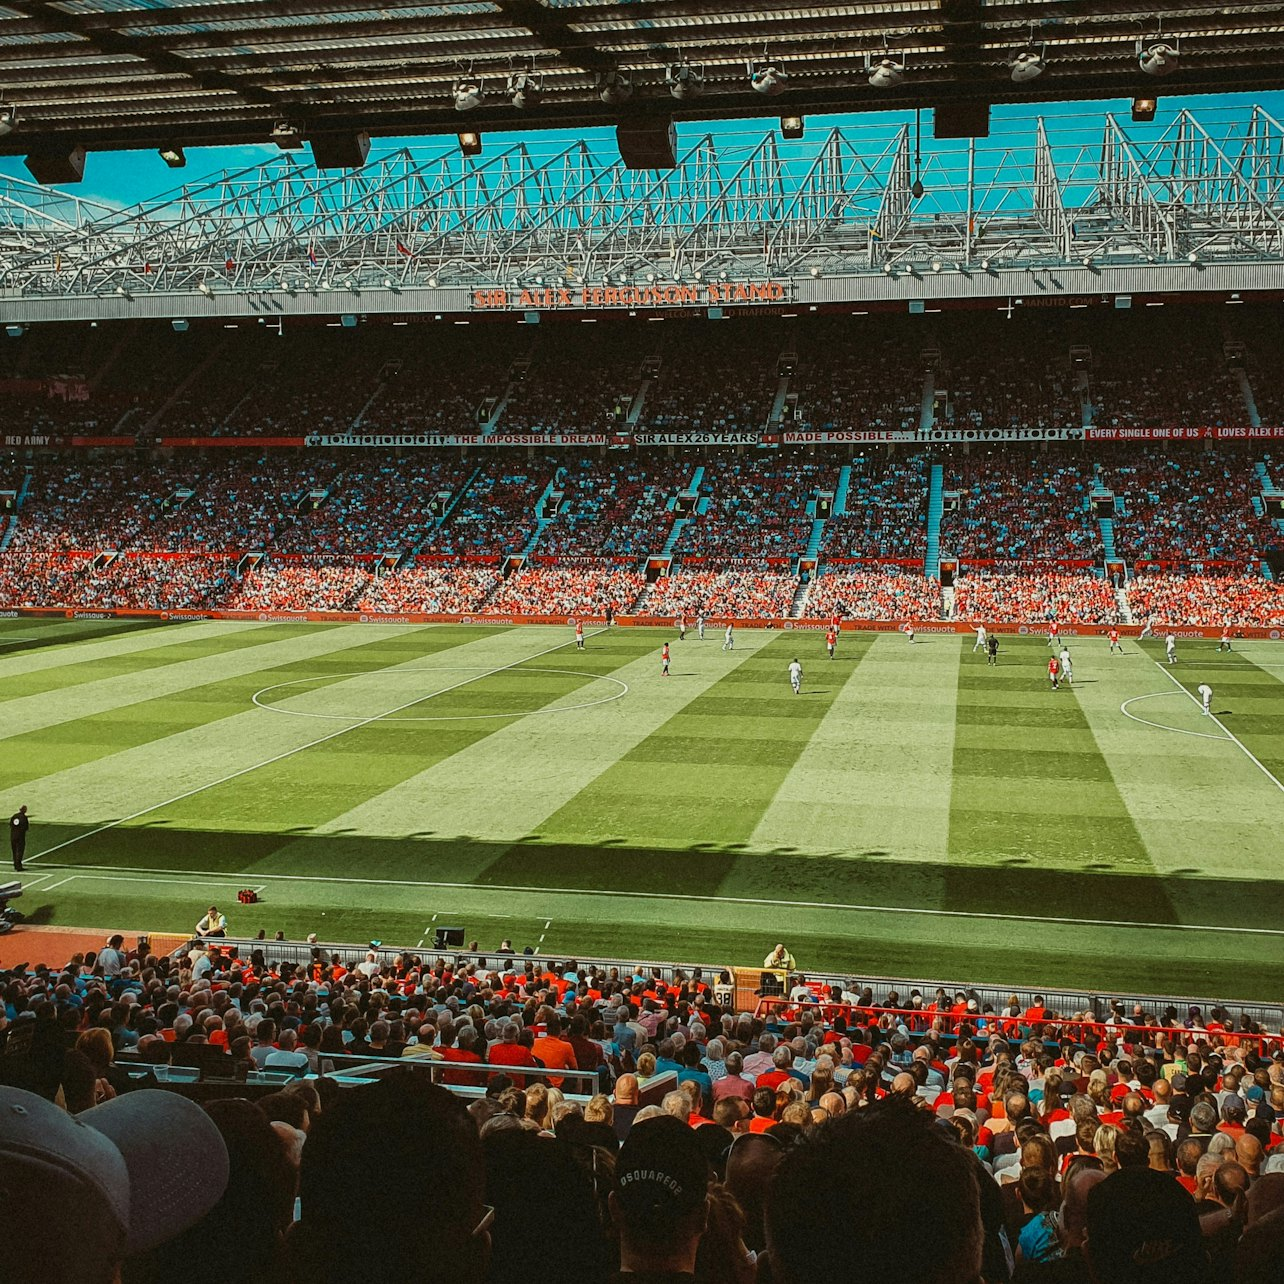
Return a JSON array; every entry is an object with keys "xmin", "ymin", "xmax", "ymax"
[
  {"xmin": 1093, "ymin": 1123, "xmax": 1120, "ymax": 1173},
  {"xmin": 524, "ymin": 1082, "xmax": 550, "ymax": 1130}
]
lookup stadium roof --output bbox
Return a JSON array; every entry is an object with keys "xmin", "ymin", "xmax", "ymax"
[{"xmin": 1, "ymin": 2, "xmax": 1284, "ymax": 166}]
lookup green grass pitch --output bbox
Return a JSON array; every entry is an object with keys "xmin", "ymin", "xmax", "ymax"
[{"xmin": 6, "ymin": 616, "xmax": 1283, "ymax": 1000}]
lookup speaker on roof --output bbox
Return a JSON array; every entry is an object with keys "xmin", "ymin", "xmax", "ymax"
[
  {"xmin": 25, "ymin": 146, "xmax": 86, "ymax": 185},
  {"xmin": 616, "ymin": 119, "xmax": 678, "ymax": 170},
  {"xmin": 934, "ymin": 103, "xmax": 990, "ymax": 139},
  {"xmin": 310, "ymin": 132, "xmax": 371, "ymax": 170}
]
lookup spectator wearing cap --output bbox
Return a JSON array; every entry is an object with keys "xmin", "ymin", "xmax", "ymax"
[
  {"xmin": 609, "ymin": 1114, "xmax": 711, "ymax": 1282},
  {"xmin": 0, "ymin": 1085, "xmax": 229, "ymax": 1284}
]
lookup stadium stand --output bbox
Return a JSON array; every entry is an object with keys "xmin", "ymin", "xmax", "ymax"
[
  {"xmin": 819, "ymin": 453, "xmax": 928, "ymax": 560},
  {"xmin": 641, "ymin": 568, "xmax": 798, "ymax": 618},
  {"xmin": 1, "ymin": 933, "xmax": 1279, "ymax": 1283},
  {"xmin": 486, "ymin": 564, "xmax": 646, "ymax": 615},
  {"xmin": 1126, "ymin": 571, "xmax": 1284, "ymax": 629},
  {"xmin": 953, "ymin": 569, "xmax": 1121, "ymax": 625},
  {"xmin": 804, "ymin": 569, "xmax": 941, "ymax": 621},
  {"xmin": 356, "ymin": 563, "xmax": 501, "ymax": 614},
  {"xmin": 938, "ymin": 447, "xmax": 1099, "ymax": 561}
]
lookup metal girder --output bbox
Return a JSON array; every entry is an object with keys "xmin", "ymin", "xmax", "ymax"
[{"xmin": 6, "ymin": 109, "xmax": 1284, "ymax": 306}]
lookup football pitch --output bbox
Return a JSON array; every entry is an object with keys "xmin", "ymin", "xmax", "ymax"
[{"xmin": 5, "ymin": 616, "xmax": 1283, "ymax": 1001}]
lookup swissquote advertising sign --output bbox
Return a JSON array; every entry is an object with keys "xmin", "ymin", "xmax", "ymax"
[{"xmin": 471, "ymin": 280, "xmax": 793, "ymax": 311}]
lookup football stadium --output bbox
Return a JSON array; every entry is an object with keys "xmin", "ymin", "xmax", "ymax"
[{"xmin": 2, "ymin": 4, "xmax": 1284, "ymax": 1283}]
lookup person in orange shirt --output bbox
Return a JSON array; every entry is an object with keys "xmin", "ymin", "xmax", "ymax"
[{"xmin": 531, "ymin": 1011, "xmax": 578, "ymax": 1089}]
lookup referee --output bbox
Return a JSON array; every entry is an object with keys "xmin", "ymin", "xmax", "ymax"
[{"xmin": 9, "ymin": 804, "xmax": 29, "ymax": 872}]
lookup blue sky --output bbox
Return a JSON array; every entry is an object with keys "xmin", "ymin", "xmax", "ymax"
[{"xmin": 2, "ymin": 90, "xmax": 1282, "ymax": 209}]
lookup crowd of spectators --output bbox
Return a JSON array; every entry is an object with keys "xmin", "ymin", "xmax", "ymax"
[
  {"xmin": 943, "ymin": 318, "xmax": 1079, "ymax": 432},
  {"xmin": 805, "ymin": 569, "xmax": 942, "ymax": 621},
  {"xmin": 676, "ymin": 459, "xmax": 832, "ymax": 561},
  {"xmin": 499, "ymin": 329, "xmax": 638, "ymax": 434},
  {"xmin": 939, "ymin": 448, "xmax": 1099, "ymax": 560},
  {"xmin": 1125, "ymin": 572, "xmax": 1284, "ymax": 630},
  {"xmin": 537, "ymin": 458, "xmax": 690, "ymax": 558},
  {"xmin": 486, "ymin": 564, "xmax": 647, "ymax": 616},
  {"xmin": 642, "ymin": 321, "xmax": 780, "ymax": 435},
  {"xmin": 219, "ymin": 559, "xmax": 372, "ymax": 612},
  {"xmin": 424, "ymin": 460, "xmax": 556, "ymax": 556},
  {"xmin": 355, "ymin": 564, "xmax": 501, "ymax": 615},
  {"xmin": 954, "ymin": 570, "xmax": 1121, "ymax": 625},
  {"xmin": 791, "ymin": 318, "xmax": 922, "ymax": 433},
  {"xmin": 820, "ymin": 453, "xmax": 928, "ymax": 559},
  {"xmin": 642, "ymin": 568, "xmax": 798, "ymax": 618},
  {"xmin": 1104, "ymin": 446, "xmax": 1277, "ymax": 563},
  {"xmin": 2, "ymin": 933, "xmax": 1282, "ymax": 1284}
]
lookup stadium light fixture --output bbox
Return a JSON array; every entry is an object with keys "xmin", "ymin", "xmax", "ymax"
[
  {"xmin": 911, "ymin": 177, "xmax": 924, "ymax": 199},
  {"xmin": 0, "ymin": 103, "xmax": 17, "ymax": 137},
  {"xmin": 780, "ymin": 115, "xmax": 804, "ymax": 140},
  {"xmin": 5, "ymin": 324, "xmax": 25, "ymax": 338},
  {"xmin": 427, "ymin": 276, "xmax": 438, "ymax": 288},
  {"xmin": 458, "ymin": 131, "xmax": 482, "ymax": 157},
  {"xmin": 270, "ymin": 121, "xmax": 304, "ymax": 150},
  {"xmin": 598, "ymin": 70, "xmax": 633, "ymax": 105},
  {"xmin": 115, "ymin": 284, "xmax": 131, "ymax": 299},
  {"xmin": 748, "ymin": 58, "xmax": 788, "ymax": 96},
  {"xmin": 930, "ymin": 258, "xmax": 943, "ymax": 273},
  {"xmin": 1187, "ymin": 250, "xmax": 1200, "ymax": 264},
  {"xmin": 454, "ymin": 73, "xmax": 485, "ymax": 112},
  {"xmin": 866, "ymin": 52, "xmax": 906, "ymax": 89},
  {"xmin": 1131, "ymin": 96, "xmax": 1157, "ymax": 123},
  {"xmin": 1008, "ymin": 45, "xmax": 1046, "ymax": 83},
  {"xmin": 158, "ymin": 145, "xmax": 186, "ymax": 169},
  {"xmin": 508, "ymin": 72, "xmax": 542, "ymax": 110},
  {"xmin": 171, "ymin": 319, "xmax": 189, "ymax": 332},
  {"xmin": 666, "ymin": 61, "xmax": 703, "ymax": 101},
  {"xmin": 197, "ymin": 281, "xmax": 214, "ymax": 297},
  {"xmin": 1138, "ymin": 38, "xmax": 1179, "ymax": 77},
  {"xmin": 980, "ymin": 258, "xmax": 992, "ymax": 272},
  {"xmin": 882, "ymin": 261, "xmax": 895, "ymax": 275}
]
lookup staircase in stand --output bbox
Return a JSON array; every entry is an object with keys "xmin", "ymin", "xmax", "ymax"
[
  {"xmin": 924, "ymin": 463, "xmax": 944, "ymax": 580},
  {"xmin": 1115, "ymin": 587, "xmax": 1134, "ymax": 624},
  {"xmin": 788, "ymin": 581, "xmax": 810, "ymax": 618},
  {"xmin": 832, "ymin": 464, "xmax": 852, "ymax": 516}
]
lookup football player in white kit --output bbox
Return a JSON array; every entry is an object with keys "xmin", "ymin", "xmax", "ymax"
[
  {"xmin": 789, "ymin": 657, "xmax": 803, "ymax": 695},
  {"xmin": 1198, "ymin": 683, "xmax": 1212, "ymax": 716},
  {"xmin": 1166, "ymin": 633, "xmax": 1177, "ymax": 665},
  {"xmin": 1058, "ymin": 646, "xmax": 1073, "ymax": 687},
  {"xmin": 973, "ymin": 624, "xmax": 987, "ymax": 653},
  {"xmin": 723, "ymin": 623, "xmax": 734, "ymax": 652}
]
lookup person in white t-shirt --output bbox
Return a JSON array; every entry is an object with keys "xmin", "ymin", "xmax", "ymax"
[
  {"xmin": 1058, "ymin": 646, "xmax": 1073, "ymax": 687},
  {"xmin": 1198, "ymin": 683, "xmax": 1212, "ymax": 716},
  {"xmin": 723, "ymin": 623, "xmax": 734, "ymax": 651},
  {"xmin": 789, "ymin": 658, "xmax": 803, "ymax": 695},
  {"xmin": 1166, "ymin": 633, "xmax": 1177, "ymax": 665},
  {"xmin": 98, "ymin": 934, "xmax": 127, "ymax": 976},
  {"xmin": 973, "ymin": 625, "xmax": 987, "ymax": 653}
]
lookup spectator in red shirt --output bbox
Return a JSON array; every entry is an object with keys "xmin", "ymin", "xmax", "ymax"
[{"xmin": 531, "ymin": 1011, "xmax": 578, "ymax": 1089}]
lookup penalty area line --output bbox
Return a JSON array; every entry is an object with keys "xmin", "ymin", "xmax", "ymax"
[
  {"xmin": 24, "ymin": 626, "xmax": 610, "ymax": 868},
  {"xmin": 24, "ymin": 860, "xmax": 1284, "ymax": 938},
  {"xmin": 1150, "ymin": 660, "xmax": 1284, "ymax": 796}
]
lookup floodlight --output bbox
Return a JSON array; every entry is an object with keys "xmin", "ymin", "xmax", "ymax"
[
  {"xmin": 270, "ymin": 121, "xmax": 304, "ymax": 150},
  {"xmin": 749, "ymin": 59, "xmax": 788, "ymax": 96},
  {"xmin": 667, "ymin": 62, "xmax": 703, "ymax": 100},
  {"xmin": 0, "ymin": 104, "xmax": 17, "ymax": 137},
  {"xmin": 158, "ymin": 145, "xmax": 186, "ymax": 169},
  {"xmin": 458, "ymin": 131, "xmax": 482, "ymax": 156},
  {"xmin": 867, "ymin": 55, "xmax": 905, "ymax": 89},
  {"xmin": 599, "ymin": 70, "xmax": 633, "ymax": 105},
  {"xmin": 454, "ymin": 75, "xmax": 485, "ymax": 112},
  {"xmin": 508, "ymin": 72, "xmax": 542, "ymax": 110},
  {"xmin": 197, "ymin": 281, "xmax": 214, "ymax": 297},
  {"xmin": 1009, "ymin": 47, "xmax": 1046, "ymax": 83},
  {"xmin": 1131, "ymin": 96, "xmax": 1157, "ymax": 123},
  {"xmin": 1138, "ymin": 40, "xmax": 1179, "ymax": 77},
  {"xmin": 1187, "ymin": 250, "xmax": 1200, "ymax": 264},
  {"xmin": 780, "ymin": 115, "xmax": 804, "ymax": 140}
]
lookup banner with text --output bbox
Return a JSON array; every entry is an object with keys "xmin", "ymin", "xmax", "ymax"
[{"xmin": 471, "ymin": 280, "xmax": 792, "ymax": 311}]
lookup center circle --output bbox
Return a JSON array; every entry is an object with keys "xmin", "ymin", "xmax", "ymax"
[{"xmin": 250, "ymin": 665, "xmax": 629, "ymax": 724}]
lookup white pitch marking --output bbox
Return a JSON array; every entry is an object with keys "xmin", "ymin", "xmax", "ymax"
[
  {"xmin": 1150, "ymin": 660, "xmax": 1284, "ymax": 795},
  {"xmin": 1119, "ymin": 691, "xmax": 1234, "ymax": 742},
  {"xmin": 26, "ymin": 627, "xmax": 608, "ymax": 866},
  {"xmin": 28, "ymin": 859, "xmax": 1284, "ymax": 938},
  {"xmin": 42, "ymin": 876, "xmax": 76, "ymax": 891}
]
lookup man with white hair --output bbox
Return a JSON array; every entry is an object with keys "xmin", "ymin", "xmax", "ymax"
[{"xmin": 355, "ymin": 950, "xmax": 381, "ymax": 979}]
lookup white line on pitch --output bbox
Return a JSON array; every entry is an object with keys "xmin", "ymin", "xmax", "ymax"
[
  {"xmin": 1150, "ymin": 660, "xmax": 1284, "ymax": 795},
  {"xmin": 26, "ymin": 627, "xmax": 607, "ymax": 867},
  {"xmin": 42, "ymin": 875, "xmax": 76, "ymax": 891},
  {"xmin": 28, "ymin": 859, "xmax": 1284, "ymax": 938},
  {"xmin": 1119, "ymin": 692, "xmax": 1233, "ymax": 742}
]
